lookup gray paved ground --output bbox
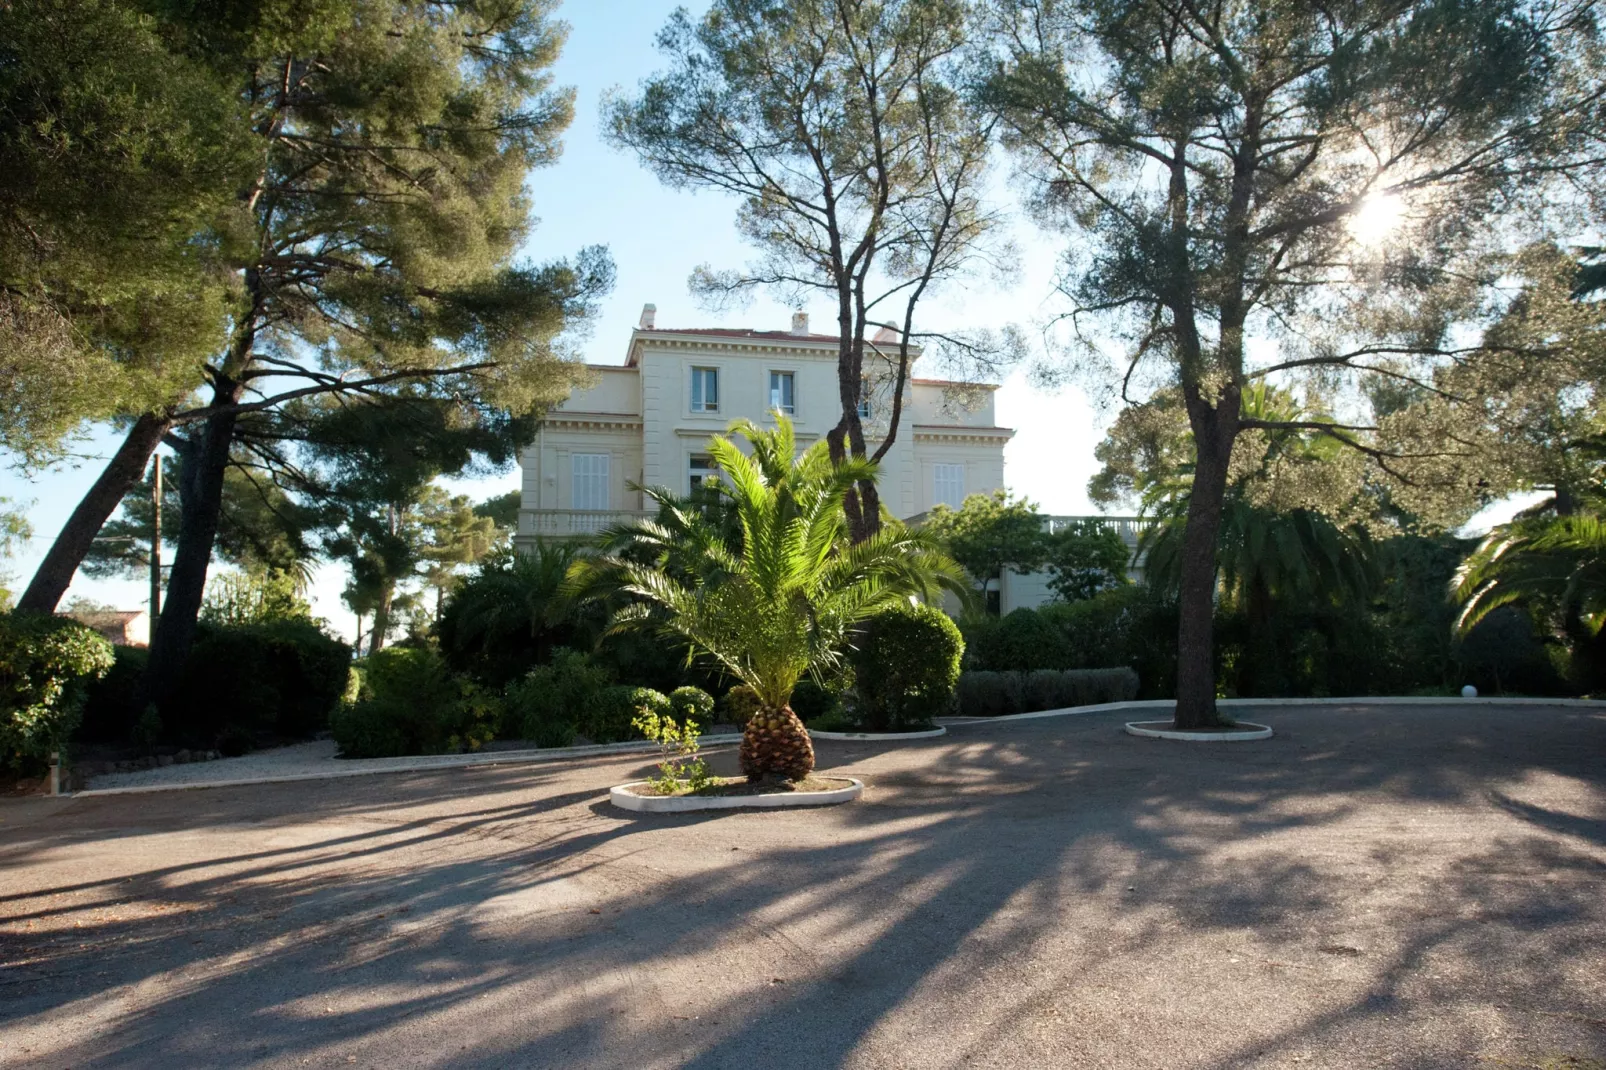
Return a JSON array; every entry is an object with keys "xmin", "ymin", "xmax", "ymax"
[{"xmin": 1, "ymin": 703, "xmax": 1603, "ymax": 1070}]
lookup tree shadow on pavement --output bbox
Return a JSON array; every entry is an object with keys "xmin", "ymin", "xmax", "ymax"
[{"xmin": 0, "ymin": 703, "xmax": 1601, "ymax": 1069}]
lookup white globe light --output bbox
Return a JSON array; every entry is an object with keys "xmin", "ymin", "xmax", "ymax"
[{"xmin": 1461, "ymin": 684, "xmax": 1478, "ymax": 699}]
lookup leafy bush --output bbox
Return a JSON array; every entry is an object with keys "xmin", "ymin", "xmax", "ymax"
[
  {"xmin": 851, "ymin": 603, "xmax": 964, "ymax": 730},
  {"xmin": 331, "ymin": 647, "xmax": 497, "ymax": 758},
  {"xmin": 1, "ymin": 612, "xmax": 114, "ymax": 770},
  {"xmin": 501, "ymin": 648, "xmax": 611, "ymax": 748},
  {"xmin": 667, "ymin": 685, "xmax": 714, "ymax": 726},
  {"xmin": 583, "ymin": 686, "xmax": 666, "ymax": 744},
  {"xmin": 957, "ymin": 668, "xmax": 1139, "ymax": 717},
  {"xmin": 165, "ymin": 619, "xmax": 351, "ymax": 744},
  {"xmin": 1045, "ymin": 520, "xmax": 1131, "ymax": 601},
  {"xmin": 723, "ymin": 684, "xmax": 763, "ymax": 727}
]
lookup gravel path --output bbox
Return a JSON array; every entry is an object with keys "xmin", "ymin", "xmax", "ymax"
[{"xmin": 4, "ymin": 702, "xmax": 1603, "ymax": 1069}]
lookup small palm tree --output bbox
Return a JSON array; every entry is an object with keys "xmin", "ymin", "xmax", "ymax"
[
  {"xmin": 575, "ymin": 414, "xmax": 965, "ymax": 782},
  {"xmin": 1455, "ymin": 513, "xmax": 1606, "ymax": 638}
]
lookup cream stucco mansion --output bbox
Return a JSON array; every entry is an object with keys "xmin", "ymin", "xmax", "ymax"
[{"xmin": 515, "ymin": 305, "xmax": 1014, "ymax": 541}]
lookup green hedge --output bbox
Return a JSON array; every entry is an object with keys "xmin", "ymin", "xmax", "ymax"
[
  {"xmin": 957, "ymin": 668, "xmax": 1139, "ymax": 717},
  {"xmin": 585, "ymin": 686, "xmax": 666, "ymax": 744},
  {"xmin": 851, "ymin": 603, "xmax": 964, "ymax": 730},
  {"xmin": 168, "ymin": 619, "xmax": 351, "ymax": 744},
  {"xmin": 1, "ymin": 612, "xmax": 114, "ymax": 771}
]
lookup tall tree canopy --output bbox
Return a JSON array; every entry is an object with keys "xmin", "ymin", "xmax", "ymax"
[
  {"xmin": 985, "ymin": 0, "xmax": 1603, "ymax": 726},
  {"xmin": 607, "ymin": 0, "xmax": 1014, "ymax": 541},
  {"xmin": 15, "ymin": 0, "xmax": 612, "ymax": 707},
  {"xmin": 0, "ymin": 0, "xmax": 250, "ymax": 468}
]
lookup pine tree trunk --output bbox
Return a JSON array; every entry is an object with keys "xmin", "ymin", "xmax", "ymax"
[
  {"xmin": 738, "ymin": 705, "xmax": 815, "ymax": 782},
  {"xmin": 1173, "ymin": 407, "xmax": 1237, "ymax": 730},
  {"xmin": 369, "ymin": 584, "xmax": 393, "ymax": 656},
  {"xmin": 17, "ymin": 412, "xmax": 172, "ymax": 614},
  {"xmin": 141, "ymin": 383, "xmax": 241, "ymax": 709}
]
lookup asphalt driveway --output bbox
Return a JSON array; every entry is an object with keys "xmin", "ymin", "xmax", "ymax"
[{"xmin": 1, "ymin": 703, "xmax": 1603, "ymax": 1069}]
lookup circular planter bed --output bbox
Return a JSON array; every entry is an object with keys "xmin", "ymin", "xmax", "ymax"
[
  {"xmin": 1125, "ymin": 720, "xmax": 1273, "ymax": 742},
  {"xmin": 609, "ymin": 776, "xmax": 863, "ymax": 813},
  {"xmin": 807, "ymin": 725, "xmax": 946, "ymax": 741}
]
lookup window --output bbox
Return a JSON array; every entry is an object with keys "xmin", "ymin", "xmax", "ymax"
[
  {"xmin": 857, "ymin": 382, "xmax": 873, "ymax": 420},
  {"xmin": 689, "ymin": 453, "xmax": 719, "ymax": 492},
  {"xmin": 571, "ymin": 453, "xmax": 610, "ymax": 511},
  {"xmin": 690, "ymin": 367, "xmax": 719, "ymax": 412},
  {"xmin": 769, "ymin": 370, "xmax": 796, "ymax": 414},
  {"xmin": 933, "ymin": 463, "xmax": 965, "ymax": 509}
]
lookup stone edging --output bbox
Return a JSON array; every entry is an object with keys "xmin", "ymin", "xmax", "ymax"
[
  {"xmin": 73, "ymin": 735, "xmax": 742, "ymax": 798},
  {"xmin": 942, "ymin": 694, "xmax": 1606, "ymax": 726},
  {"xmin": 609, "ymin": 777, "xmax": 863, "ymax": 813},
  {"xmin": 807, "ymin": 726, "xmax": 947, "ymax": 741},
  {"xmin": 1125, "ymin": 720, "xmax": 1274, "ymax": 742}
]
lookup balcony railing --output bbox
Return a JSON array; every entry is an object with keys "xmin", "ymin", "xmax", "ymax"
[
  {"xmin": 1043, "ymin": 515, "xmax": 1153, "ymax": 546},
  {"xmin": 519, "ymin": 509, "xmax": 653, "ymax": 538}
]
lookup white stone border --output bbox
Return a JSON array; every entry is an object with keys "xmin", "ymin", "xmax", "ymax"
[
  {"xmin": 73, "ymin": 735, "xmax": 743, "ymax": 798},
  {"xmin": 1125, "ymin": 719, "xmax": 1273, "ymax": 742},
  {"xmin": 807, "ymin": 726, "xmax": 947, "ymax": 741},
  {"xmin": 940, "ymin": 694, "xmax": 1606, "ymax": 727},
  {"xmin": 609, "ymin": 777, "xmax": 863, "ymax": 813}
]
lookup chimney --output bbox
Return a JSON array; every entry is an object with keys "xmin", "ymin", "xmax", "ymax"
[
  {"xmin": 639, "ymin": 303, "xmax": 656, "ymax": 330},
  {"xmin": 871, "ymin": 326, "xmax": 898, "ymax": 344},
  {"xmin": 790, "ymin": 311, "xmax": 809, "ymax": 336}
]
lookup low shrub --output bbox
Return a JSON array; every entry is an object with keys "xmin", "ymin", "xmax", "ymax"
[
  {"xmin": 957, "ymin": 668, "xmax": 1139, "ymax": 717},
  {"xmin": 788, "ymin": 677, "xmax": 843, "ymax": 724},
  {"xmin": 583, "ymin": 685, "xmax": 666, "ymax": 744},
  {"xmin": 501, "ymin": 648, "xmax": 611, "ymax": 748},
  {"xmin": 956, "ymin": 671, "xmax": 1020, "ymax": 718},
  {"xmin": 723, "ymin": 684, "xmax": 763, "ymax": 727},
  {"xmin": 331, "ymin": 647, "xmax": 496, "ymax": 758},
  {"xmin": 667, "ymin": 685, "xmax": 715, "ymax": 726},
  {"xmin": 1, "ymin": 612, "xmax": 115, "ymax": 772},
  {"xmin": 851, "ymin": 603, "xmax": 964, "ymax": 730}
]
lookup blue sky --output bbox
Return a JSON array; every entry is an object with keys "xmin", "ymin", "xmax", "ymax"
[{"xmin": 0, "ymin": 0, "xmax": 1103, "ymax": 637}]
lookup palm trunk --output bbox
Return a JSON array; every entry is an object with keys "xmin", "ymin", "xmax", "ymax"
[
  {"xmin": 17, "ymin": 412, "xmax": 172, "ymax": 613},
  {"xmin": 738, "ymin": 705, "xmax": 814, "ymax": 782},
  {"xmin": 142, "ymin": 381, "xmax": 241, "ymax": 709},
  {"xmin": 1173, "ymin": 406, "xmax": 1237, "ymax": 729}
]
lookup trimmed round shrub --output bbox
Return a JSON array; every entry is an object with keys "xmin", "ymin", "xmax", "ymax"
[
  {"xmin": 667, "ymin": 685, "xmax": 715, "ymax": 726},
  {"xmin": 987, "ymin": 608, "xmax": 1070, "ymax": 672},
  {"xmin": 723, "ymin": 684, "xmax": 763, "ymax": 727},
  {"xmin": 1, "ymin": 612, "xmax": 115, "ymax": 771},
  {"xmin": 851, "ymin": 603, "xmax": 964, "ymax": 730},
  {"xmin": 502, "ymin": 648, "xmax": 611, "ymax": 748}
]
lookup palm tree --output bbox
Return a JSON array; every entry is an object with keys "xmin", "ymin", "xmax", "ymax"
[
  {"xmin": 575, "ymin": 414, "xmax": 965, "ymax": 782},
  {"xmin": 1455, "ymin": 513, "xmax": 1606, "ymax": 639},
  {"xmin": 435, "ymin": 541, "xmax": 586, "ymax": 686}
]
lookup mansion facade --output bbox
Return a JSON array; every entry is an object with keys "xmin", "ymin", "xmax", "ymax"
[
  {"xmin": 516, "ymin": 306, "xmax": 1014, "ymax": 540},
  {"xmin": 515, "ymin": 305, "xmax": 1145, "ymax": 613}
]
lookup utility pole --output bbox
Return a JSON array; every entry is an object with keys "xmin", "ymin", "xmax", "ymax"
[{"xmin": 149, "ymin": 455, "xmax": 162, "ymax": 621}]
